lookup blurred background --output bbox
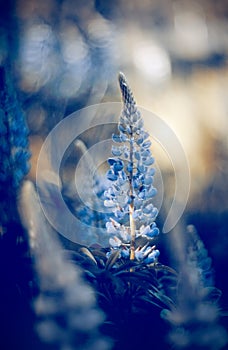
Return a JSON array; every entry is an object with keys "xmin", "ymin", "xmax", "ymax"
[{"xmin": 1, "ymin": 0, "xmax": 228, "ymax": 309}]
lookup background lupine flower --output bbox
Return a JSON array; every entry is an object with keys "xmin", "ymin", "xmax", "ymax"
[
  {"xmin": 62, "ymin": 139, "xmax": 110, "ymax": 245},
  {"xmin": 19, "ymin": 180, "xmax": 111, "ymax": 350},
  {"xmin": 0, "ymin": 62, "xmax": 30, "ymax": 226},
  {"xmin": 161, "ymin": 225, "xmax": 228, "ymax": 349},
  {"xmin": 104, "ymin": 72, "xmax": 159, "ymax": 260}
]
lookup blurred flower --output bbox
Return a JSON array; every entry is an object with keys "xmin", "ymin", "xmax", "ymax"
[
  {"xmin": 133, "ymin": 40, "xmax": 171, "ymax": 84},
  {"xmin": 17, "ymin": 6, "xmax": 118, "ymax": 104},
  {"xmin": 19, "ymin": 23, "xmax": 58, "ymax": 92},
  {"xmin": 19, "ymin": 180, "xmax": 111, "ymax": 350},
  {"xmin": 0, "ymin": 63, "xmax": 30, "ymax": 225},
  {"xmin": 161, "ymin": 225, "xmax": 228, "ymax": 349},
  {"xmin": 172, "ymin": 3, "xmax": 209, "ymax": 60}
]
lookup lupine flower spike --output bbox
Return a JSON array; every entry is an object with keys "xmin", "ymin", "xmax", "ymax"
[
  {"xmin": 104, "ymin": 72, "xmax": 159, "ymax": 262},
  {"xmin": 161, "ymin": 225, "xmax": 228, "ymax": 349},
  {"xmin": 19, "ymin": 181, "xmax": 111, "ymax": 350}
]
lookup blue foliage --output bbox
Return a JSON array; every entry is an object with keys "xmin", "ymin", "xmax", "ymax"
[
  {"xmin": 0, "ymin": 66, "xmax": 30, "ymax": 186},
  {"xmin": 104, "ymin": 73, "xmax": 159, "ymax": 261},
  {"xmin": 0, "ymin": 64, "xmax": 30, "ymax": 224}
]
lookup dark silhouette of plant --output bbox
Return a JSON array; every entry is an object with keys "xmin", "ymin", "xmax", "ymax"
[
  {"xmin": 0, "ymin": 61, "xmax": 40, "ymax": 349},
  {"xmin": 0, "ymin": 63, "xmax": 30, "ymax": 227}
]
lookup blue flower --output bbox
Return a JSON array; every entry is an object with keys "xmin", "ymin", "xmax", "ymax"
[
  {"xmin": 104, "ymin": 73, "xmax": 160, "ymax": 261},
  {"xmin": 135, "ymin": 245, "xmax": 160, "ymax": 263},
  {"xmin": 144, "ymin": 249, "xmax": 160, "ymax": 264},
  {"xmin": 112, "ymin": 146, "xmax": 122, "ymax": 156},
  {"xmin": 106, "ymin": 170, "xmax": 118, "ymax": 181}
]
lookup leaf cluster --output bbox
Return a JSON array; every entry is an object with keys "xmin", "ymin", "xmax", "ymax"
[{"xmin": 64, "ymin": 242, "xmax": 177, "ymax": 335}]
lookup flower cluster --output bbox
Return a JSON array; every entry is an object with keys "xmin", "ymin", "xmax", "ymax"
[{"xmin": 104, "ymin": 72, "xmax": 159, "ymax": 261}]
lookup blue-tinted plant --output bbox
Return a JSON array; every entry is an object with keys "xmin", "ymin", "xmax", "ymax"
[
  {"xmin": 104, "ymin": 72, "xmax": 159, "ymax": 261},
  {"xmin": 62, "ymin": 139, "xmax": 111, "ymax": 246},
  {"xmin": 53, "ymin": 75, "xmax": 176, "ymax": 348},
  {"xmin": 0, "ymin": 63, "xmax": 38, "ymax": 350},
  {"xmin": 0, "ymin": 63, "xmax": 30, "ymax": 226},
  {"xmin": 19, "ymin": 180, "xmax": 111, "ymax": 350},
  {"xmin": 161, "ymin": 225, "xmax": 228, "ymax": 349}
]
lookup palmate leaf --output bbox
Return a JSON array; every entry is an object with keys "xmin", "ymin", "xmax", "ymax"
[
  {"xmin": 138, "ymin": 287, "xmax": 177, "ymax": 313},
  {"xmin": 99, "ymin": 267, "xmax": 174, "ymax": 316},
  {"xmin": 60, "ymin": 234, "xmax": 178, "ymax": 350}
]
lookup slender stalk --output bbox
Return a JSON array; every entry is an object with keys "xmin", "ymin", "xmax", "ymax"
[
  {"xmin": 129, "ymin": 134, "xmax": 136, "ymax": 260},
  {"xmin": 129, "ymin": 202, "xmax": 136, "ymax": 260}
]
